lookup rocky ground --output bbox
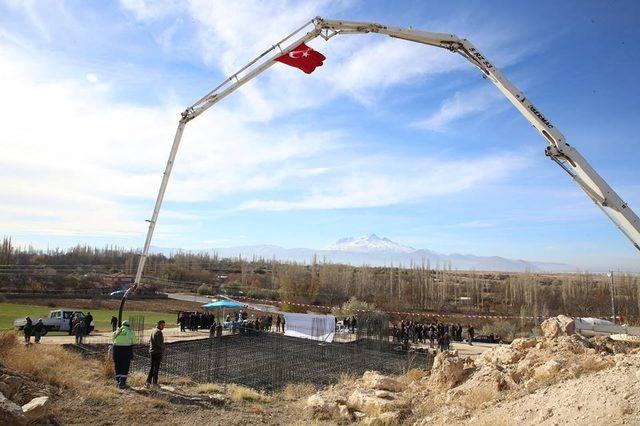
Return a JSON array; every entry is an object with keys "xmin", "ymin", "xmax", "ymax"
[
  {"xmin": 1, "ymin": 316, "xmax": 639, "ymax": 425},
  {"xmin": 303, "ymin": 315, "xmax": 640, "ymax": 425}
]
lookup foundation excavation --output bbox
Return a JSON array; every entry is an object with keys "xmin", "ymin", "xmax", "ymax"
[{"xmin": 131, "ymin": 318, "xmax": 425, "ymax": 390}]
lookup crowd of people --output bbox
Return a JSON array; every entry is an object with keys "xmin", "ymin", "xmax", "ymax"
[
  {"xmin": 21, "ymin": 311, "xmax": 95, "ymax": 345},
  {"xmin": 338, "ymin": 316, "xmax": 358, "ymax": 333},
  {"xmin": 67, "ymin": 312, "xmax": 94, "ymax": 344},
  {"xmin": 177, "ymin": 311, "xmax": 217, "ymax": 332},
  {"xmin": 392, "ymin": 320, "xmax": 475, "ymax": 351},
  {"xmin": 21, "ymin": 317, "xmax": 45, "ymax": 344},
  {"xmin": 177, "ymin": 310, "xmax": 286, "ymax": 334}
]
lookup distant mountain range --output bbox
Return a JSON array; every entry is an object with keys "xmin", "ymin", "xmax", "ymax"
[{"xmin": 151, "ymin": 233, "xmax": 576, "ymax": 273}]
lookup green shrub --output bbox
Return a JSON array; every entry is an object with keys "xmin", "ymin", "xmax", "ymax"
[
  {"xmin": 197, "ymin": 283, "xmax": 213, "ymax": 295},
  {"xmin": 481, "ymin": 320, "xmax": 517, "ymax": 340}
]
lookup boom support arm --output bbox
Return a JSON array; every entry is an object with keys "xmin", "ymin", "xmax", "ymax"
[
  {"xmin": 314, "ymin": 18, "xmax": 640, "ymax": 250},
  {"xmin": 120, "ymin": 16, "xmax": 639, "ymax": 324}
]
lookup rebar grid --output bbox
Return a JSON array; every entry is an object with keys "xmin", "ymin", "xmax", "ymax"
[{"xmin": 131, "ymin": 330, "xmax": 422, "ymax": 390}]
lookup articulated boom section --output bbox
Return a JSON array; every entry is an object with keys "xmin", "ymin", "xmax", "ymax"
[
  {"xmin": 314, "ymin": 18, "xmax": 640, "ymax": 250},
  {"xmin": 123, "ymin": 16, "xmax": 639, "ymax": 324}
]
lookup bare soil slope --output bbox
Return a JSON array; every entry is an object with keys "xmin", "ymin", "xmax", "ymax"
[{"xmin": 1, "ymin": 316, "xmax": 639, "ymax": 425}]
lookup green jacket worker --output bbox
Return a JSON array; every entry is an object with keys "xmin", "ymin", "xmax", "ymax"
[{"xmin": 112, "ymin": 320, "xmax": 137, "ymax": 389}]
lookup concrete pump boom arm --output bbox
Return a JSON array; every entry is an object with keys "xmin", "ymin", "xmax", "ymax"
[
  {"xmin": 311, "ymin": 18, "xmax": 640, "ymax": 251},
  {"xmin": 120, "ymin": 16, "xmax": 639, "ymax": 324}
]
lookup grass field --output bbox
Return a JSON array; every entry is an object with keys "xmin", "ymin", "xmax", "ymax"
[{"xmin": 0, "ymin": 302, "xmax": 176, "ymax": 332}]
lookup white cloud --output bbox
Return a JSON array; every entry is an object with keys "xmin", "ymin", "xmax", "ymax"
[
  {"xmin": 0, "ymin": 45, "xmax": 338, "ymax": 237},
  {"xmin": 4, "ymin": 0, "xmax": 52, "ymax": 40},
  {"xmin": 413, "ymin": 85, "xmax": 503, "ymax": 132},
  {"xmin": 118, "ymin": 0, "xmax": 492, "ymax": 116},
  {"xmin": 451, "ymin": 220, "xmax": 495, "ymax": 229},
  {"xmin": 1, "ymin": 3, "xmax": 532, "ymax": 241},
  {"xmin": 238, "ymin": 154, "xmax": 528, "ymax": 211},
  {"xmin": 321, "ymin": 37, "xmax": 466, "ymax": 104},
  {"xmin": 85, "ymin": 72, "xmax": 99, "ymax": 83},
  {"xmin": 118, "ymin": 0, "xmax": 183, "ymax": 22}
]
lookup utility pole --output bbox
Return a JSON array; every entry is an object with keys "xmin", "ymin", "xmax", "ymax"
[{"xmin": 607, "ymin": 271, "xmax": 616, "ymax": 324}]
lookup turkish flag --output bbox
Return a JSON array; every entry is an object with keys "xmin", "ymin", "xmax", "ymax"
[{"xmin": 275, "ymin": 43, "xmax": 326, "ymax": 74}]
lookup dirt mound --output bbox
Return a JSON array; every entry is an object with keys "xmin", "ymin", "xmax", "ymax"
[
  {"xmin": 429, "ymin": 350, "xmax": 472, "ymax": 389},
  {"xmin": 0, "ymin": 365, "xmax": 55, "ymax": 425},
  {"xmin": 412, "ymin": 316, "xmax": 640, "ymax": 424},
  {"xmin": 540, "ymin": 314, "xmax": 575, "ymax": 339},
  {"xmin": 305, "ymin": 371, "xmax": 415, "ymax": 423},
  {"xmin": 305, "ymin": 316, "xmax": 640, "ymax": 425},
  {"xmin": 0, "ymin": 333, "xmax": 58, "ymax": 425}
]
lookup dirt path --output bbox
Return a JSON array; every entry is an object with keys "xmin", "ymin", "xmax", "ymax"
[
  {"xmin": 414, "ymin": 340, "xmax": 497, "ymax": 359},
  {"xmin": 39, "ymin": 327, "xmax": 219, "ymax": 345},
  {"xmin": 5, "ymin": 296, "xmax": 202, "ymax": 313},
  {"xmin": 466, "ymin": 354, "xmax": 640, "ymax": 425}
]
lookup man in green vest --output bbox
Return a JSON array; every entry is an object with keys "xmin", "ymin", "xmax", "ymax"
[{"xmin": 112, "ymin": 320, "xmax": 137, "ymax": 389}]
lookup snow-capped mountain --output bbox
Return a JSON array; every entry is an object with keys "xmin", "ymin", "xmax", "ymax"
[
  {"xmin": 329, "ymin": 233, "xmax": 415, "ymax": 253},
  {"xmin": 151, "ymin": 233, "xmax": 576, "ymax": 272}
]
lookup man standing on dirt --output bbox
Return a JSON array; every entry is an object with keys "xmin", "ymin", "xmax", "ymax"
[
  {"xmin": 84, "ymin": 312, "xmax": 93, "ymax": 334},
  {"xmin": 73, "ymin": 316, "xmax": 85, "ymax": 345},
  {"xmin": 23, "ymin": 316, "xmax": 33, "ymax": 344},
  {"xmin": 146, "ymin": 320, "xmax": 165, "ymax": 388},
  {"xmin": 112, "ymin": 319, "xmax": 137, "ymax": 389},
  {"xmin": 68, "ymin": 313, "xmax": 74, "ymax": 336},
  {"xmin": 33, "ymin": 318, "xmax": 44, "ymax": 343},
  {"xmin": 111, "ymin": 316, "xmax": 118, "ymax": 332},
  {"xmin": 467, "ymin": 324, "xmax": 475, "ymax": 346},
  {"xmin": 179, "ymin": 312, "xmax": 187, "ymax": 332}
]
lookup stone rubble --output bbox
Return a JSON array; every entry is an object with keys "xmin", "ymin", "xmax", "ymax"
[
  {"xmin": 305, "ymin": 315, "xmax": 640, "ymax": 424},
  {"xmin": 21, "ymin": 396, "xmax": 51, "ymax": 423},
  {"xmin": 0, "ymin": 391, "xmax": 27, "ymax": 426},
  {"xmin": 0, "ymin": 367, "xmax": 54, "ymax": 425}
]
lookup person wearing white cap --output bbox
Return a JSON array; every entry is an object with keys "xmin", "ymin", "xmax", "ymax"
[{"xmin": 112, "ymin": 319, "xmax": 137, "ymax": 389}]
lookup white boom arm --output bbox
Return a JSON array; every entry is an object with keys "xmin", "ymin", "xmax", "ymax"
[{"xmin": 119, "ymin": 16, "xmax": 640, "ymax": 323}]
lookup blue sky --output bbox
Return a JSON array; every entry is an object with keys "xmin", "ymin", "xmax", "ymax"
[{"xmin": 0, "ymin": 0, "xmax": 639, "ymax": 271}]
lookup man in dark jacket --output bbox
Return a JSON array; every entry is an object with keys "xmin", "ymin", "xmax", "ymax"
[
  {"xmin": 73, "ymin": 317, "xmax": 85, "ymax": 345},
  {"xmin": 146, "ymin": 320, "xmax": 165, "ymax": 387},
  {"xmin": 111, "ymin": 316, "xmax": 118, "ymax": 332},
  {"xmin": 24, "ymin": 317, "xmax": 33, "ymax": 344},
  {"xmin": 68, "ymin": 313, "xmax": 74, "ymax": 336},
  {"xmin": 85, "ymin": 312, "xmax": 93, "ymax": 334},
  {"xmin": 33, "ymin": 318, "xmax": 45, "ymax": 343}
]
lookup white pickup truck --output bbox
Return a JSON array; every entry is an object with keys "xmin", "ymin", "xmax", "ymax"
[{"xmin": 14, "ymin": 309, "xmax": 94, "ymax": 335}]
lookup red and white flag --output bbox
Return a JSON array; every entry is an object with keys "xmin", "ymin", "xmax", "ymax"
[{"xmin": 275, "ymin": 43, "xmax": 326, "ymax": 74}]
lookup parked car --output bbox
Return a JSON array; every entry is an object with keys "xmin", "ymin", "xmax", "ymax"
[
  {"xmin": 14, "ymin": 309, "xmax": 94, "ymax": 335},
  {"xmin": 109, "ymin": 289, "xmax": 127, "ymax": 298},
  {"xmin": 574, "ymin": 317, "xmax": 627, "ymax": 337}
]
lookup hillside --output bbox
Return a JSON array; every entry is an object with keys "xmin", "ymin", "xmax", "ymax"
[
  {"xmin": 155, "ymin": 234, "xmax": 576, "ymax": 272},
  {"xmin": 1, "ymin": 317, "xmax": 639, "ymax": 425}
]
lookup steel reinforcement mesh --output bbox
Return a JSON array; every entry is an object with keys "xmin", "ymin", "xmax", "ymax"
[{"xmin": 131, "ymin": 331, "xmax": 423, "ymax": 390}]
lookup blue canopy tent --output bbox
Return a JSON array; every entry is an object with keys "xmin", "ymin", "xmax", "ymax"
[
  {"xmin": 201, "ymin": 299, "xmax": 246, "ymax": 309},
  {"xmin": 201, "ymin": 299, "xmax": 246, "ymax": 327}
]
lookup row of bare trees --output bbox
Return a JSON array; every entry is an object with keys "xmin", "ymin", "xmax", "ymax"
[{"xmin": 1, "ymin": 237, "xmax": 638, "ymax": 322}]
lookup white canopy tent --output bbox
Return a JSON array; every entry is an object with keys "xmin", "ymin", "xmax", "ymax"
[{"xmin": 284, "ymin": 312, "xmax": 336, "ymax": 342}]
